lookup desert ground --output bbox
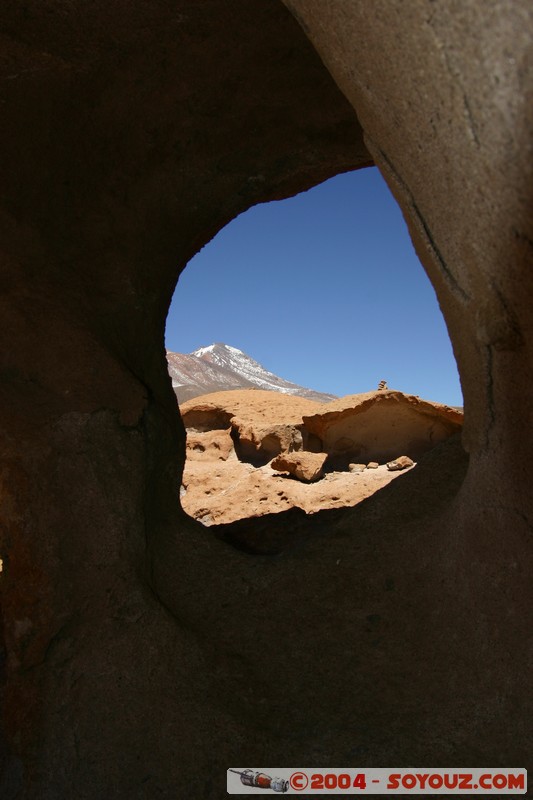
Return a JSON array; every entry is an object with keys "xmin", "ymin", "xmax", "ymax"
[{"xmin": 180, "ymin": 387, "xmax": 462, "ymax": 525}]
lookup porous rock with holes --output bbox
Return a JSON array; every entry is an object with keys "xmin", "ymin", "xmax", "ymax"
[
  {"xmin": 0, "ymin": 1, "xmax": 532, "ymax": 797},
  {"xmin": 181, "ymin": 388, "xmax": 319, "ymax": 466},
  {"xmin": 181, "ymin": 388, "xmax": 454, "ymax": 524}
]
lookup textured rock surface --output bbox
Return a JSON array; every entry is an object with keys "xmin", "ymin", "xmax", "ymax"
[
  {"xmin": 0, "ymin": 0, "xmax": 532, "ymax": 796},
  {"xmin": 271, "ymin": 451, "xmax": 327, "ymax": 482},
  {"xmin": 0, "ymin": 4, "xmax": 367, "ymax": 794},
  {"xmin": 181, "ymin": 389, "xmax": 321, "ymax": 429},
  {"xmin": 303, "ymin": 389, "xmax": 463, "ymax": 468},
  {"xmin": 180, "ymin": 390, "xmax": 419, "ymax": 521},
  {"xmin": 181, "ymin": 388, "xmax": 462, "ymax": 470},
  {"xmin": 237, "ymin": 423, "xmax": 304, "ymax": 465},
  {"xmin": 210, "ymin": 435, "xmax": 468, "ymax": 554},
  {"xmin": 181, "ymin": 389, "xmax": 320, "ymax": 466},
  {"xmin": 181, "ymin": 451, "xmax": 411, "ymax": 525},
  {"xmin": 185, "ymin": 429, "xmax": 236, "ymax": 462},
  {"xmin": 387, "ymin": 455, "xmax": 415, "ymax": 471}
]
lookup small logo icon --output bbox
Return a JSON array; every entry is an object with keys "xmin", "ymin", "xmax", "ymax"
[
  {"xmin": 229, "ymin": 769, "xmax": 289, "ymax": 793},
  {"xmin": 290, "ymin": 771, "xmax": 309, "ymax": 791}
]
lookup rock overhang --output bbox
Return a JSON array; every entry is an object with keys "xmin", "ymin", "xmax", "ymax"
[
  {"xmin": 302, "ymin": 389, "xmax": 464, "ymax": 463},
  {"xmin": 180, "ymin": 387, "xmax": 464, "ymax": 469},
  {"xmin": 0, "ymin": 0, "xmax": 532, "ymax": 793}
]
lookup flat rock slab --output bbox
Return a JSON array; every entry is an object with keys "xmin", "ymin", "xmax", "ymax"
[{"xmin": 181, "ymin": 460, "xmax": 412, "ymax": 524}]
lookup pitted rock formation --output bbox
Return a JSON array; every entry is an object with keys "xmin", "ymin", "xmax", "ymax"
[
  {"xmin": 185, "ymin": 428, "xmax": 236, "ymax": 462},
  {"xmin": 0, "ymin": 1, "xmax": 532, "ymax": 797},
  {"xmin": 181, "ymin": 429, "xmax": 413, "ymax": 526},
  {"xmin": 180, "ymin": 389, "xmax": 320, "ymax": 466},
  {"xmin": 181, "ymin": 388, "xmax": 463, "ymax": 471},
  {"xmin": 302, "ymin": 390, "xmax": 463, "ymax": 469},
  {"xmin": 180, "ymin": 388, "xmax": 456, "ymax": 524}
]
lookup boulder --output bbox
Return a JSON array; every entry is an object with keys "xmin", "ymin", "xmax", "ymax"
[
  {"xmin": 238, "ymin": 423, "xmax": 303, "ymax": 465},
  {"xmin": 349, "ymin": 463, "xmax": 366, "ymax": 473},
  {"xmin": 387, "ymin": 455, "xmax": 415, "ymax": 471},
  {"xmin": 271, "ymin": 452, "xmax": 327, "ymax": 482},
  {"xmin": 367, "ymin": 461, "xmax": 379, "ymax": 469}
]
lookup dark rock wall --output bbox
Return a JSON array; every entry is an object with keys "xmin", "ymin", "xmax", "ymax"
[
  {"xmin": 283, "ymin": 0, "xmax": 533, "ymax": 472},
  {"xmin": 0, "ymin": 0, "xmax": 531, "ymax": 796},
  {"xmin": 282, "ymin": 0, "xmax": 533, "ymax": 772}
]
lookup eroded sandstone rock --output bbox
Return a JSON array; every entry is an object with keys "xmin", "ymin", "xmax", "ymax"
[
  {"xmin": 180, "ymin": 389, "xmax": 461, "ymax": 520},
  {"xmin": 271, "ymin": 451, "xmax": 327, "ymax": 482},
  {"xmin": 237, "ymin": 423, "xmax": 303, "ymax": 465},
  {"xmin": 387, "ymin": 455, "xmax": 415, "ymax": 471},
  {"xmin": 180, "ymin": 456, "xmax": 410, "ymax": 524},
  {"xmin": 180, "ymin": 389, "xmax": 320, "ymax": 466},
  {"xmin": 303, "ymin": 390, "xmax": 463, "ymax": 468},
  {"xmin": 185, "ymin": 428, "xmax": 236, "ymax": 461}
]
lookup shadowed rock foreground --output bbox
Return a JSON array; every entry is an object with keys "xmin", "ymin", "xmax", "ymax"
[{"xmin": 0, "ymin": 1, "xmax": 532, "ymax": 797}]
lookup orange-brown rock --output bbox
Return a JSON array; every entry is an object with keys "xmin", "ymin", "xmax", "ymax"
[
  {"xmin": 180, "ymin": 388, "xmax": 321, "ymax": 429},
  {"xmin": 185, "ymin": 428, "xmax": 236, "ymax": 462},
  {"xmin": 180, "ymin": 393, "xmax": 425, "ymax": 520},
  {"xmin": 387, "ymin": 455, "xmax": 415, "ymax": 471},
  {"xmin": 303, "ymin": 390, "xmax": 463, "ymax": 468},
  {"xmin": 181, "ymin": 389, "xmax": 321, "ymax": 465},
  {"xmin": 0, "ymin": 0, "xmax": 531, "ymax": 794},
  {"xmin": 271, "ymin": 451, "xmax": 327, "ymax": 482},
  {"xmin": 181, "ymin": 451, "xmax": 410, "ymax": 524},
  {"xmin": 237, "ymin": 423, "xmax": 303, "ymax": 465}
]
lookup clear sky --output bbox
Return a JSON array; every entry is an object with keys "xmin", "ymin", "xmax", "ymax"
[{"xmin": 165, "ymin": 166, "xmax": 463, "ymax": 406}]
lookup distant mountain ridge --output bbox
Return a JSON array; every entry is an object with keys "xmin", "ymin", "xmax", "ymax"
[{"xmin": 167, "ymin": 343, "xmax": 337, "ymax": 404}]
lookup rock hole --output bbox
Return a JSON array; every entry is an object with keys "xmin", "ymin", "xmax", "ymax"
[{"xmin": 166, "ymin": 168, "xmax": 464, "ymax": 528}]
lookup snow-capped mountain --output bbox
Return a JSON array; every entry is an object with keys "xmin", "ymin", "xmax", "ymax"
[{"xmin": 167, "ymin": 343, "xmax": 337, "ymax": 403}]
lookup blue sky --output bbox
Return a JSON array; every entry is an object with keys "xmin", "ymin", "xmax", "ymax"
[{"xmin": 165, "ymin": 167, "xmax": 463, "ymax": 406}]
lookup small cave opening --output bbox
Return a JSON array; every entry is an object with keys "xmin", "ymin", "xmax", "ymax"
[{"xmin": 167, "ymin": 167, "xmax": 465, "ymax": 528}]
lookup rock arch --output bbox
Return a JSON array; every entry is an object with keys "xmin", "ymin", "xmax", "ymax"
[{"xmin": 0, "ymin": 1, "xmax": 531, "ymax": 796}]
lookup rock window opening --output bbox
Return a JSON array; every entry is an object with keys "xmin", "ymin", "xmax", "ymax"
[{"xmin": 166, "ymin": 167, "xmax": 464, "ymax": 526}]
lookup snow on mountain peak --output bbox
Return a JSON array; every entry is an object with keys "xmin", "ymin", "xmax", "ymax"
[
  {"xmin": 192, "ymin": 344, "xmax": 216, "ymax": 357},
  {"xmin": 191, "ymin": 343, "xmax": 245, "ymax": 358},
  {"xmin": 168, "ymin": 342, "xmax": 337, "ymax": 403}
]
